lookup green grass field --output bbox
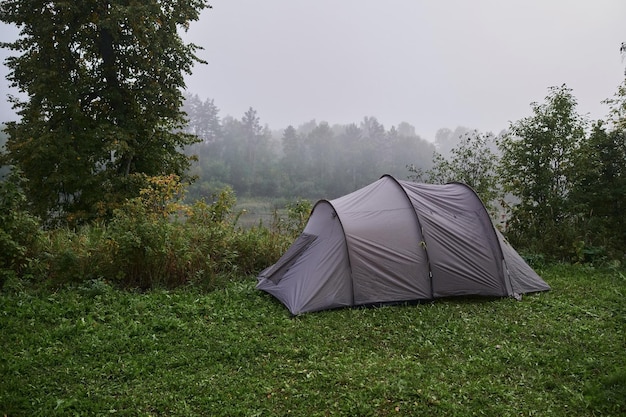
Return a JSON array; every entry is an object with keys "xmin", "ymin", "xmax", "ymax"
[{"xmin": 1, "ymin": 264, "xmax": 624, "ymax": 416}]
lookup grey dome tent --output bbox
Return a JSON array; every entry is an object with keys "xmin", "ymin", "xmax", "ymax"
[{"xmin": 257, "ymin": 175, "xmax": 549, "ymax": 315}]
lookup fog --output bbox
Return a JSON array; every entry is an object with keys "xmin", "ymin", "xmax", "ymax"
[
  {"xmin": 182, "ymin": 0, "xmax": 625, "ymax": 140},
  {"xmin": 1, "ymin": 1, "xmax": 625, "ymax": 140}
]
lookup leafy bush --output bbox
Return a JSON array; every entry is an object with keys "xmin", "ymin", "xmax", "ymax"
[
  {"xmin": 0, "ymin": 173, "xmax": 42, "ymax": 288},
  {"xmin": 102, "ymin": 175, "xmax": 227, "ymax": 288},
  {"xmin": 32, "ymin": 176, "xmax": 306, "ymax": 290},
  {"xmin": 39, "ymin": 226, "xmax": 109, "ymax": 285},
  {"xmin": 271, "ymin": 198, "xmax": 312, "ymax": 239}
]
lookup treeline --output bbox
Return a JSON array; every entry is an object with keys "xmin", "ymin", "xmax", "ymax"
[
  {"xmin": 1, "ymin": 82, "xmax": 625, "ymax": 295},
  {"xmin": 178, "ymin": 82, "xmax": 626, "ymax": 263},
  {"xmin": 181, "ymin": 94, "xmax": 436, "ymax": 200}
]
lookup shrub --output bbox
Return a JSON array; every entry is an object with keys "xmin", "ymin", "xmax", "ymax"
[
  {"xmin": 39, "ymin": 227, "xmax": 101, "ymax": 285},
  {"xmin": 0, "ymin": 173, "xmax": 42, "ymax": 288},
  {"xmin": 11, "ymin": 174, "xmax": 312, "ymax": 291},
  {"xmin": 270, "ymin": 198, "xmax": 312, "ymax": 239},
  {"xmin": 103, "ymin": 175, "xmax": 199, "ymax": 288}
]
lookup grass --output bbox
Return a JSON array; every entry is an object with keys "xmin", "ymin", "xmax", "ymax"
[{"xmin": 1, "ymin": 264, "xmax": 625, "ymax": 416}]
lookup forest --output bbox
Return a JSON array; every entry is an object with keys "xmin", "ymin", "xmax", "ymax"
[
  {"xmin": 180, "ymin": 94, "xmax": 437, "ymax": 201},
  {"xmin": 2, "ymin": 80, "xmax": 626, "ymax": 287},
  {"xmin": 178, "ymin": 82, "xmax": 626, "ymax": 263}
]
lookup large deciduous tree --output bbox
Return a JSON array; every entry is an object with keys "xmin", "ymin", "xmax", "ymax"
[
  {"xmin": 0, "ymin": 0, "xmax": 211, "ymax": 224},
  {"xmin": 498, "ymin": 84, "xmax": 586, "ymax": 256},
  {"xmin": 568, "ymin": 77, "xmax": 626, "ymax": 259}
]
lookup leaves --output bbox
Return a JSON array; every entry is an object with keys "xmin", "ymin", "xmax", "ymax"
[
  {"xmin": 1, "ymin": 0, "xmax": 211, "ymax": 225},
  {"xmin": 498, "ymin": 85, "xmax": 587, "ymax": 257},
  {"xmin": 409, "ymin": 130, "xmax": 502, "ymax": 215}
]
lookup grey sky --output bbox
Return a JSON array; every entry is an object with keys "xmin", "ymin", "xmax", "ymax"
[
  {"xmin": 183, "ymin": 0, "xmax": 625, "ymax": 140},
  {"xmin": 2, "ymin": 1, "xmax": 625, "ymax": 141}
]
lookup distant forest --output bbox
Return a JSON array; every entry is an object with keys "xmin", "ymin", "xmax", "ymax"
[
  {"xmin": 0, "ymin": 95, "xmax": 479, "ymax": 203},
  {"xmin": 181, "ymin": 93, "xmax": 477, "ymax": 201}
]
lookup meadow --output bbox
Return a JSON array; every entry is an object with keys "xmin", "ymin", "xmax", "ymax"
[{"xmin": 1, "ymin": 264, "xmax": 624, "ymax": 416}]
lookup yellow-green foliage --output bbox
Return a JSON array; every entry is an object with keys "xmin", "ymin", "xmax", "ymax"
[{"xmin": 35, "ymin": 175, "xmax": 298, "ymax": 289}]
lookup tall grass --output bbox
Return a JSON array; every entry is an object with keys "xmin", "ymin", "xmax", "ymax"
[{"xmin": 0, "ymin": 173, "xmax": 42, "ymax": 287}]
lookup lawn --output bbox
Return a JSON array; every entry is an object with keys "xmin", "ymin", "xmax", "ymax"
[{"xmin": 1, "ymin": 264, "xmax": 624, "ymax": 416}]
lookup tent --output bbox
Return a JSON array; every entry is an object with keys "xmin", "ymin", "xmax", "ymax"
[{"xmin": 256, "ymin": 175, "xmax": 550, "ymax": 315}]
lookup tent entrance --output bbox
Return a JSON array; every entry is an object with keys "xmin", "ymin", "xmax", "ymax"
[{"xmin": 258, "ymin": 233, "xmax": 317, "ymax": 284}]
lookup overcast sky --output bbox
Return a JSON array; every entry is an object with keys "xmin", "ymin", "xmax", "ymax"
[{"xmin": 2, "ymin": 1, "xmax": 625, "ymax": 141}]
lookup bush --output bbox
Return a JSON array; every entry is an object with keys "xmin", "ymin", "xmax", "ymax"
[
  {"xmin": 39, "ymin": 226, "xmax": 108, "ymax": 285},
  {"xmin": 101, "ymin": 175, "xmax": 210, "ymax": 288},
  {"xmin": 270, "ymin": 198, "xmax": 312, "ymax": 239},
  {"xmin": 0, "ymin": 173, "xmax": 42, "ymax": 288},
  {"xmin": 33, "ymin": 176, "xmax": 306, "ymax": 290}
]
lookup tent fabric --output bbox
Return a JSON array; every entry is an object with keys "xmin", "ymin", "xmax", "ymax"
[{"xmin": 257, "ymin": 175, "xmax": 550, "ymax": 315}]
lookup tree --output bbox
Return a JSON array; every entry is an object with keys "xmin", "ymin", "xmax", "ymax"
[
  {"xmin": 570, "ymin": 122, "xmax": 626, "ymax": 256},
  {"xmin": 568, "ymin": 72, "xmax": 626, "ymax": 259},
  {"xmin": 604, "ymin": 80, "xmax": 626, "ymax": 131},
  {"xmin": 434, "ymin": 126, "xmax": 471, "ymax": 158},
  {"xmin": 396, "ymin": 121, "xmax": 416, "ymax": 138},
  {"xmin": 358, "ymin": 116, "xmax": 386, "ymax": 182},
  {"xmin": 562, "ymin": 43, "xmax": 626, "ymax": 259},
  {"xmin": 338, "ymin": 123, "xmax": 363, "ymax": 192},
  {"xmin": 182, "ymin": 93, "xmax": 222, "ymax": 145},
  {"xmin": 241, "ymin": 107, "xmax": 264, "ymax": 178},
  {"xmin": 0, "ymin": 125, "xmax": 10, "ymax": 179},
  {"xmin": 280, "ymin": 125, "xmax": 310, "ymax": 194},
  {"xmin": 388, "ymin": 124, "xmax": 434, "ymax": 181},
  {"xmin": 306, "ymin": 121, "xmax": 336, "ymax": 193},
  {"xmin": 0, "ymin": 0, "xmax": 211, "ymax": 224},
  {"xmin": 498, "ymin": 84, "xmax": 586, "ymax": 256}
]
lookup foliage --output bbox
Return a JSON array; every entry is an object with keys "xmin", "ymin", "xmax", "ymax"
[
  {"xmin": 0, "ymin": 125, "xmax": 10, "ymax": 178},
  {"xmin": 569, "ymin": 121, "xmax": 626, "ymax": 260},
  {"xmin": 1, "ymin": 264, "xmax": 624, "ymax": 416},
  {"xmin": 498, "ymin": 85, "xmax": 587, "ymax": 259},
  {"xmin": 603, "ymin": 80, "xmax": 626, "ymax": 130},
  {"xmin": 0, "ymin": 0, "xmax": 211, "ymax": 225},
  {"xmin": 432, "ymin": 126, "xmax": 472, "ymax": 158},
  {"xmin": 0, "ymin": 171, "xmax": 41, "ymax": 288},
  {"xmin": 30, "ymin": 176, "xmax": 298, "ymax": 290},
  {"xmin": 271, "ymin": 198, "xmax": 313, "ymax": 239}
]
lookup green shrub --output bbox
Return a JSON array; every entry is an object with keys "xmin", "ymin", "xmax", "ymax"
[
  {"xmin": 0, "ymin": 173, "xmax": 42, "ymax": 288},
  {"xmin": 270, "ymin": 198, "xmax": 312, "ymax": 239},
  {"xmin": 10, "ymin": 174, "xmax": 312, "ymax": 291},
  {"xmin": 39, "ymin": 226, "xmax": 106, "ymax": 285},
  {"xmin": 103, "ymin": 175, "xmax": 201, "ymax": 288}
]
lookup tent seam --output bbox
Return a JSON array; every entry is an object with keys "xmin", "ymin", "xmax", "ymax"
[
  {"xmin": 314, "ymin": 199, "xmax": 356, "ymax": 306},
  {"xmin": 447, "ymin": 181, "xmax": 514, "ymax": 297},
  {"xmin": 380, "ymin": 174, "xmax": 435, "ymax": 299}
]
